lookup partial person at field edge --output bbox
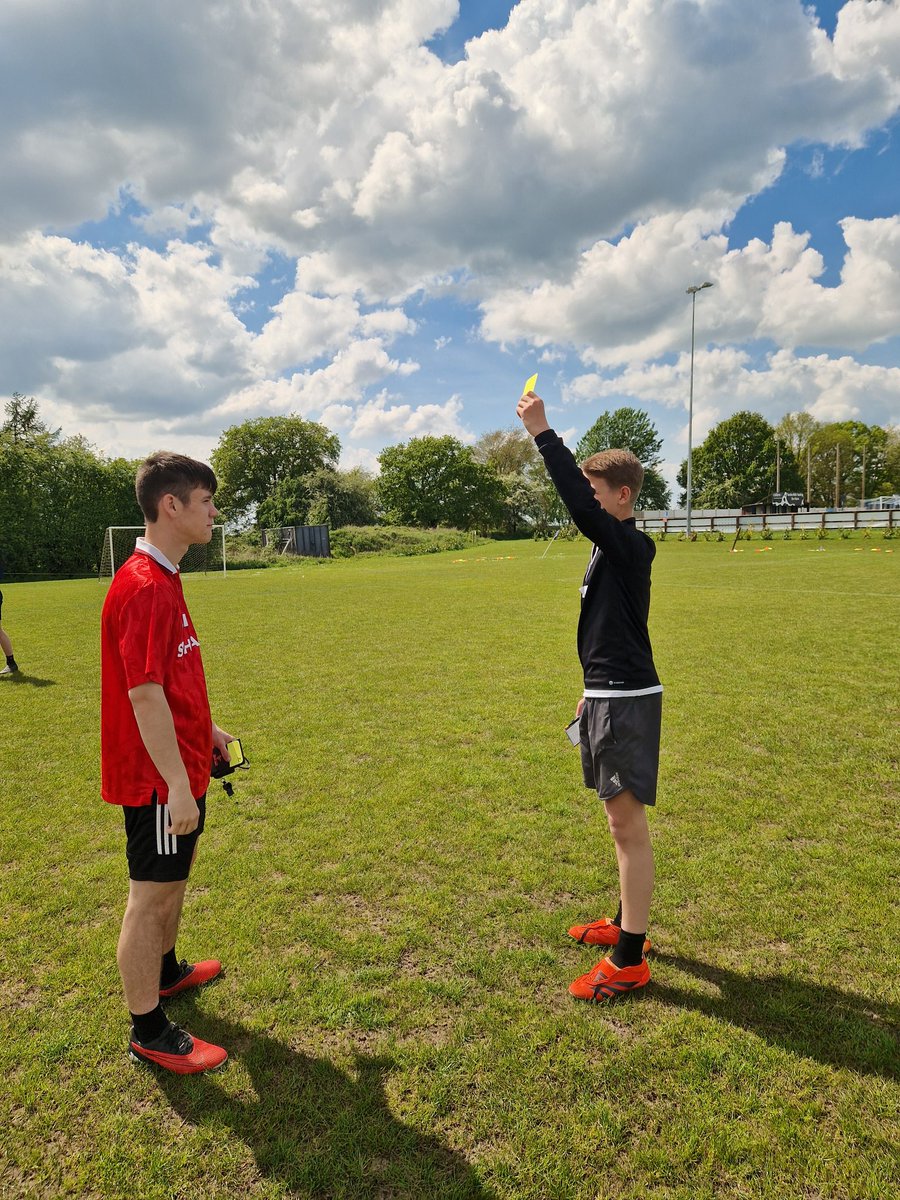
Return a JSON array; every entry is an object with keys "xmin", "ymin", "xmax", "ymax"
[
  {"xmin": 101, "ymin": 451, "xmax": 235, "ymax": 1072},
  {"xmin": 517, "ymin": 390, "xmax": 661, "ymax": 1004},
  {"xmin": 0, "ymin": 551, "xmax": 21, "ymax": 675}
]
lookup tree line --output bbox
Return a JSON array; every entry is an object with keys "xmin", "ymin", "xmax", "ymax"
[
  {"xmin": 675, "ymin": 411, "xmax": 900, "ymax": 509},
  {"xmin": 209, "ymin": 406, "xmax": 899, "ymax": 530},
  {"xmin": 0, "ymin": 394, "xmax": 143, "ymax": 577},
  {"xmin": 2, "ymin": 392, "xmax": 897, "ymax": 577},
  {"xmin": 213, "ymin": 406, "xmax": 672, "ymax": 537}
]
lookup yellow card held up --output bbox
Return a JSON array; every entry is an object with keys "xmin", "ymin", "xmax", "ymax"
[{"xmin": 522, "ymin": 373, "xmax": 538, "ymax": 396}]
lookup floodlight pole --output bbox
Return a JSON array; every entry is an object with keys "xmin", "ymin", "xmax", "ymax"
[{"xmin": 685, "ymin": 281, "xmax": 713, "ymax": 537}]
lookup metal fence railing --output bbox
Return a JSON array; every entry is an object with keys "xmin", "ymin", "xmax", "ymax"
[{"xmin": 633, "ymin": 507, "xmax": 898, "ymax": 534}]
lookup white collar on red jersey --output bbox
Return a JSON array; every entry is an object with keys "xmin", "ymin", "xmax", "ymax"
[{"xmin": 135, "ymin": 536, "xmax": 178, "ymax": 575}]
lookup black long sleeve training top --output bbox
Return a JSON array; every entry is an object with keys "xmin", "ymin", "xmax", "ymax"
[{"xmin": 535, "ymin": 429, "xmax": 661, "ymax": 694}]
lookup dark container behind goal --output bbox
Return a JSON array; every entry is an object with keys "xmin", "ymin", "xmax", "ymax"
[{"xmin": 263, "ymin": 525, "xmax": 331, "ymax": 558}]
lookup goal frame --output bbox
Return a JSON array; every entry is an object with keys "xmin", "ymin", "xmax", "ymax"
[{"xmin": 99, "ymin": 526, "xmax": 227, "ymax": 577}]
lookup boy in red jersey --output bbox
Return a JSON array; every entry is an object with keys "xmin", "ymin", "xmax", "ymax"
[{"xmin": 102, "ymin": 451, "xmax": 235, "ymax": 1073}]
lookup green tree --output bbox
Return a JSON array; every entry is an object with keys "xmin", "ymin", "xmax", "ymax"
[
  {"xmin": 775, "ymin": 411, "xmax": 821, "ymax": 460},
  {"xmin": 834, "ymin": 421, "xmax": 888, "ymax": 505},
  {"xmin": 473, "ymin": 428, "xmax": 550, "ymax": 533},
  {"xmin": 1, "ymin": 399, "xmax": 142, "ymax": 576},
  {"xmin": 575, "ymin": 406, "xmax": 671, "ymax": 510},
  {"xmin": 676, "ymin": 411, "xmax": 802, "ymax": 508},
  {"xmin": 377, "ymin": 436, "xmax": 505, "ymax": 530},
  {"xmin": 307, "ymin": 467, "xmax": 377, "ymax": 528},
  {"xmin": 804, "ymin": 424, "xmax": 853, "ymax": 507},
  {"xmin": 211, "ymin": 416, "xmax": 340, "ymax": 524},
  {"xmin": 882, "ymin": 426, "xmax": 900, "ymax": 495},
  {"xmin": 497, "ymin": 472, "xmax": 567, "ymax": 536},
  {"xmin": 256, "ymin": 467, "xmax": 379, "ymax": 530},
  {"xmin": 256, "ymin": 475, "xmax": 314, "ymax": 530},
  {"xmin": 472, "ymin": 427, "xmax": 541, "ymax": 476},
  {"xmin": 2, "ymin": 392, "xmax": 58, "ymax": 444},
  {"xmin": 803, "ymin": 421, "xmax": 889, "ymax": 507}
]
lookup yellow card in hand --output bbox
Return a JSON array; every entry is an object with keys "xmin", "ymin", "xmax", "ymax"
[{"xmin": 522, "ymin": 373, "xmax": 538, "ymax": 396}]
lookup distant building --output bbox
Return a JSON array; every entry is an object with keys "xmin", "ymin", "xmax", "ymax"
[{"xmin": 742, "ymin": 493, "xmax": 806, "ymax": 515}]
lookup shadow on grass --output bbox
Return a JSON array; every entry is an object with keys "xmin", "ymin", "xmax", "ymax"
[
  {"xmin": 652, "ymin": 953, "xmax": 899, "ymax": 1079},
  {"xmin": 154, "ymin": 1004, "xmax": 493, "ymax": 1199},
  {"xmin": 0, "ymin": 672, "xmax": 56, "ymax": 688}
]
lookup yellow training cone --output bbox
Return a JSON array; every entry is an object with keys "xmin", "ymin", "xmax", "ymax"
[{"xmin": 522, "ymin": 373, "xmax": 538, "ymax": 396}]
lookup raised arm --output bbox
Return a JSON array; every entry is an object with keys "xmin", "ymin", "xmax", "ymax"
[{"xmin": 516, "ymin": 392, "xmax": 639, "ymax": 562}]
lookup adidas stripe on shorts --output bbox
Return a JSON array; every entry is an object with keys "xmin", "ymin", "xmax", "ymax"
[
  {"xmin": 579, "ymin": 693, "xmax": 662, "ymax": 806},
  {"xmin": 123, "ymin": 791, "xmax": 207, "ymax": 882}
]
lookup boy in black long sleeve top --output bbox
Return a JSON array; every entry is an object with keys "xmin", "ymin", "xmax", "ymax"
[{"xmin": 517, "ymin": 389, "xmax": 660, "ymax": 1003}]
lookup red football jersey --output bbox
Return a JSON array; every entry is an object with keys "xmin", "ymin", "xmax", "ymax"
[{"xmin": 101, "ymin": 549, "xmax": 212, "ymax": 805}]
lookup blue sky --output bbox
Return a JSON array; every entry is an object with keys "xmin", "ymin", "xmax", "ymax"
[{"xmin": 1, "ymin": 0, "xmax": 898, "ymax": 498}]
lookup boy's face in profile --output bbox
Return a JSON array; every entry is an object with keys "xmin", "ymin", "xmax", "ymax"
[
  {"xmin": 171, "ymin": 486, "xmax": 218, "ymax": 545},
  {"xmin": 582, "ymin": 471, "xmax": 632, "ymax": 519}
]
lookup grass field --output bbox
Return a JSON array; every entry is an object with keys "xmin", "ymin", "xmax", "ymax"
[{"xmin": 1, "ymin": 537, "xmax": 898, "ymax": 1200}]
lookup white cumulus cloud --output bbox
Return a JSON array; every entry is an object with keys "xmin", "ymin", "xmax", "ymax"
[{"xmin": 0, "ymin": 0, "xmax": 899, "ymax": 466}]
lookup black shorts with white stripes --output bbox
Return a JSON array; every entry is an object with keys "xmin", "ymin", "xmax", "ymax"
[{"xmin": 123, "ymin": 791, "xmax": 206, "ymax": 883}]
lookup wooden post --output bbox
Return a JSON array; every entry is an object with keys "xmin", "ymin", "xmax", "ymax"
[
  {"xmin": 834, "ymin": 443, "xmax": 840, "ymax": 508},
  {"xmin": 861, "ymin": 444, "xmax": 866, "ymax": 507}
]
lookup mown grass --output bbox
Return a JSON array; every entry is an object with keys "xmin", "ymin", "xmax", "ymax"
[{"xmin": 0, "ymin": 537, "xmax": 897, "ymax": 1199}]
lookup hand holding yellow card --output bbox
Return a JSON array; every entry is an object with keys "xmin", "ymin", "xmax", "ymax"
[{"xmin": 522, "ymin": 373, "xmax": 538, "ymax": 396}]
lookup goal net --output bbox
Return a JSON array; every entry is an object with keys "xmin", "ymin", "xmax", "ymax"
[{"xmin": 98, "ymin": 527, "xmax": 226, "ymax": 578}]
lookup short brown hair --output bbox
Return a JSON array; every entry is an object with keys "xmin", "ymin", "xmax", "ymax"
[
  {"xmin": 135, "ymin": 451, "xmax": 217, "ymax": 522},
  {"xmin": 580, "ymin": 449, "xmax": 645, "ymax": 500}
]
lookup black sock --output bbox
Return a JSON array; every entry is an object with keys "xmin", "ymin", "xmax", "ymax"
[
  {"xmin": 613, "ymin": 902, "xmax": 622, "ymax": 928},
  {"xmin": 610, "ymin": 929, "xmax": 646, "ymax": 969},
  {"xmin": 6, "ymin": 655, "xmax": 16, "ymax": 669},
  {"xmin": 131, "ymin": 1004, "xmax": 169, "ymax": 1044},
  {"xmin": 160, "ymin": 948, "xmax": 181, "ymax": 988}
]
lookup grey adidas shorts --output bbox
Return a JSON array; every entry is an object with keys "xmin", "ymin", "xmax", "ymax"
[{"xmin": 579, "ymin": 692, "xmax": 662, "ymax": 806}]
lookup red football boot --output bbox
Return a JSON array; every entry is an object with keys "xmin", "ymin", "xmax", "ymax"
[
  {"xmin": 129, "ymin": 1023, "xmax": 228, "ymax": 1074},
  {"xmin": 159, "ymin": 958, "xmax": 222, "ymax": 999}
]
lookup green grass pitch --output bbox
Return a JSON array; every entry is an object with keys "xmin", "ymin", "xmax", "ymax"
[{"xmin": 1, "ymin": 538, "xmax": 898, "ymax": 1199}]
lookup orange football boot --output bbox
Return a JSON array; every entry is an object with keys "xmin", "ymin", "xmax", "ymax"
[
  {"xmin": 567, "ymin": 917, "xmax": 651, "ymax": 954},
  {"xmin": 569, "ymin": 955, "xmax": 651, "ymax": 1003}
]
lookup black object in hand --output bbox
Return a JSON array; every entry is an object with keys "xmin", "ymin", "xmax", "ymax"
[{"xmin": 211, "ymin": 739, "xmax": 250, "ymax": 795}]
